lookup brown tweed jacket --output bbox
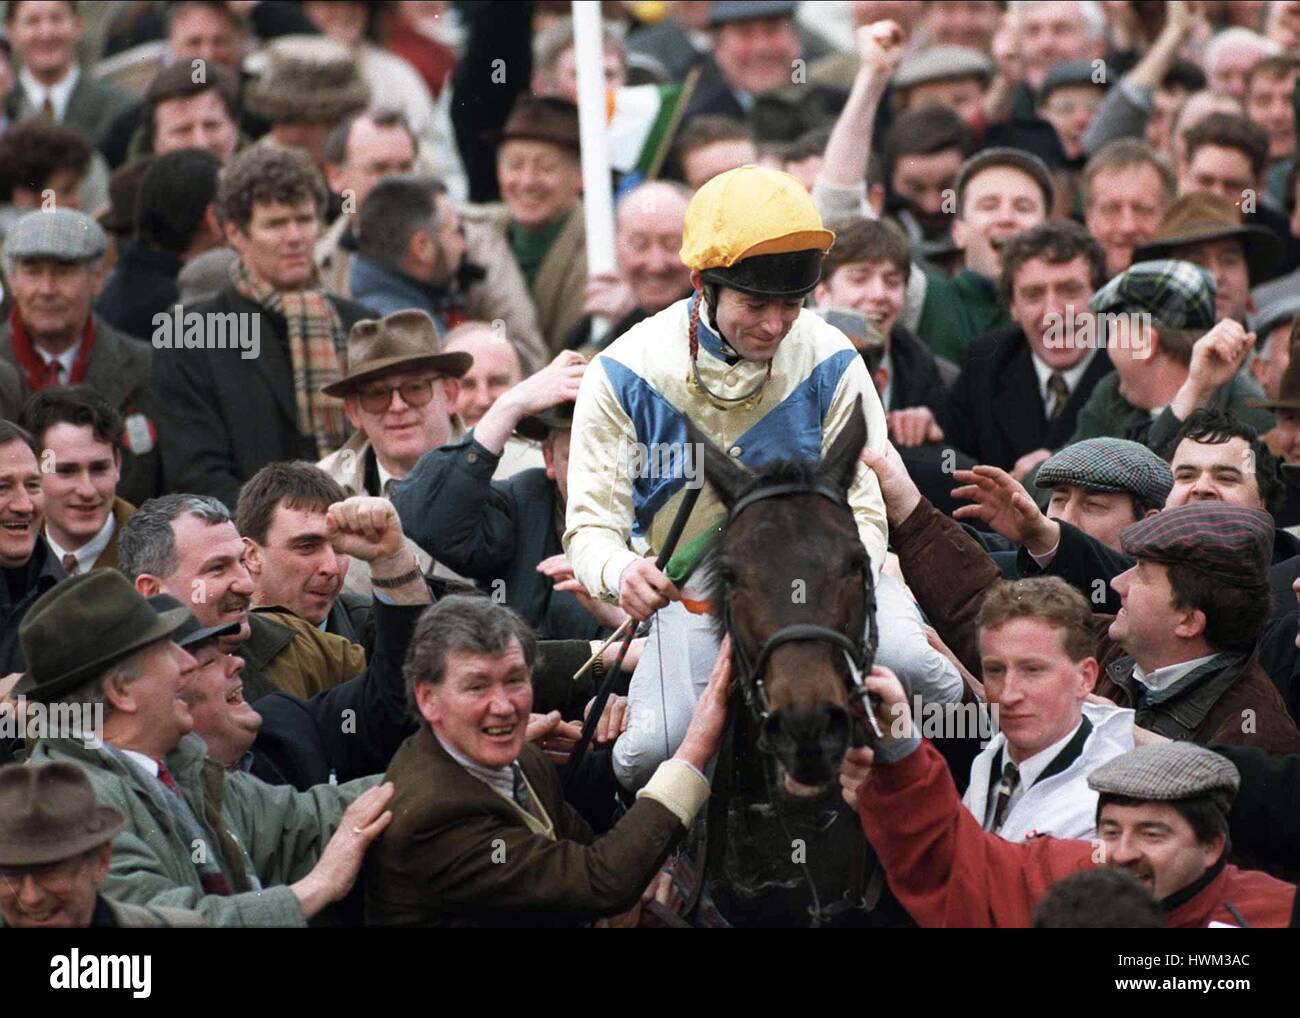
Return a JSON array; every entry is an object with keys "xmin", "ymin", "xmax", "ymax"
[{"xmin": 364, "ymin": 726, "xmax": 686, "ymax": 927}]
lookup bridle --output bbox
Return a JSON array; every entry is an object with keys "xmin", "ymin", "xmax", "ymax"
[{"xmin": 720, "ymin": 480, "xmax": 883, "ymax": 741}]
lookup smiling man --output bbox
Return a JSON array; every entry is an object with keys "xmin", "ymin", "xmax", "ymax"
[
  {"xmin": 152, "ymin": 145, "xmax": 374, "ymax": 510},
  {"xmin": 365, "ymin": 594, "xmax": 730, "ymax": 927},
  {"xmin": 119, "ymin": 493, "xmax": 365, "ymax": 703},
  {"xmin": 24, "ymin": 387, "xmax": 134, "ymax": 576},
  {"xmin": 841, "ymin": 668, "xmax": 1297, "ymax": 927},
  {"xmin": 916, "ymin": 148, "xmax": 1054, "ymax": 362},
  {"xmin": 0, "ymin": 421, "xmax": 57, "ymax": 688}
]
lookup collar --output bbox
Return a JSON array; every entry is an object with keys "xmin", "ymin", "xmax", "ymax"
[
  {"xmin": 1160, "ymin": 853, "xmax": 1227, "ymax": 914},
  {"xmin": 9, "ymin": 310, "xmax": 97, "ymax": 391},
  {"xmin": 19, "ymin": 64, "xmax": 79, "ymax": 120},
  {"xmin": 119, "ymin": 747, "xmax": 159, "ymax": 778},
  {"xmin": 1029, "ymin": 347, "xmax": 1096, "ymax": 405},
  {"xmin": 44, "ymin": 508, "xmax": 116, "ymax": 573},
  {"xmin": 690, "ymin": 291, "xmax": 741, "ymax": 365},
  {"xmin": 1132, "ymin": 653, "xmax": 1221, "ymax": 694},
  {"xmin": 1002, "ymin": 716, "xmax": 1089, "ymax": 790},
  {"xmin": 234, "ymin": 751, "xmax": 255, "ymax": 773},
  {"xmin": 434, "ymin": 731, "xmax": 516, "ymax": 801},
  {"xmin": 376, "ymin": 456, "xmax": 398, "ymax": 496}
]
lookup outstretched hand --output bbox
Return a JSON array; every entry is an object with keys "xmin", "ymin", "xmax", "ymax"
[{"xmin": 951, "ymin": 465, "xmax": 1059, "ymax": 556}]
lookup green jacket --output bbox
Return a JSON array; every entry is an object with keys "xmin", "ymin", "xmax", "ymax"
[
  {"xmin": 915, "ymin": 269, "xmax": 1011, "ymax": 363},
  {"xmin": 1068, "ymin": 369, "xmax": 1275, "ymax": 450},
  {"xmin": 29, "ymin": 733, "xmax": 375, "ymax": 928}
]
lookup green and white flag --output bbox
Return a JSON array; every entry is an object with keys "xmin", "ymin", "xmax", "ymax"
[
  {"xmin": 665, "ymin": 515, "xmax": 724, "ymax": 616},
  {"xmin": 606, "ymin": 77, "xmax": 694, "ymax": 178}
]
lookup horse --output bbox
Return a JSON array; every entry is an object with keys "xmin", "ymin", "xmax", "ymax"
[{"xmin": 679, "ymin": 400, "xmax": 909, "ymax": 927}]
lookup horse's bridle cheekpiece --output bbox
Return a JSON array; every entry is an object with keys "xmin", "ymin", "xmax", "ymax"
[{"xmin": 722, "ymin": 480, "xmax": 883, "ymax": 741}]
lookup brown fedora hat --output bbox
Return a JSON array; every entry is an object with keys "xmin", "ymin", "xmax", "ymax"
[
  {"xmin": 494, "ymin": 94, "xmax": 581, "ymax": 153},
  {"xmin": 0, "ymin": 761, "xmax": 126, "ymax": 866},
  {"xmin": 321, "ymin": 309, "xmax": 473, "ymax": 397},
  {"xmin": 16, "ymin": 570, "xmax": 192, "ymax": 703},
  {"xmin": 1131, "ymin": 192, "xmax": 1281, "ymax": 286},
  {"xmin": 1247, "ymin": 315, "xmax": 1300, "ymax": 412}
]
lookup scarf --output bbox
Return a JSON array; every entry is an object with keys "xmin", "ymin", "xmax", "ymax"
[
  {"xmin": 229, "ymin": 258, "xmax": 349, "ymax": 457},
  {"xmin": 8, "ymin": 309, "xmax": 96, "ymax": 392}
]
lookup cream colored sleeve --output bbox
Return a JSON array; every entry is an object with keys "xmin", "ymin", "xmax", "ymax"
[
  {"xmin": 822, "ymin": 352, "xmax": 890, "ymax": 580},
  {"xmin": 636, "ymin": 758, "xmax": 711, "ymax": 826},
  {"xmin": 563, "ymin": 358, "xmax": 644, "ymax": 600}
]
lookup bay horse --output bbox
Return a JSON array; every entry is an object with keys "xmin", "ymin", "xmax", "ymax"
[{"xmin": 681, "ymin": 400, "xmax": 907, "ymax": 927}]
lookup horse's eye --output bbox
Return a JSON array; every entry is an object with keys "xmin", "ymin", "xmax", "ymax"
[{"xmin": 718, "ymin": 566, "xmax": 737, "ymax": 586}]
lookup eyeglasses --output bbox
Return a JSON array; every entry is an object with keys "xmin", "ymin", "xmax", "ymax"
[{"xmin": 355, "ymin": 378, "xmax": 441, "ymax": 415}]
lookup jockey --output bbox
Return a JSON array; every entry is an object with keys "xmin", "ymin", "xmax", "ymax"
[{"xmin": 563, "ymin": 165, "xmax": 962, "ymax": 789}]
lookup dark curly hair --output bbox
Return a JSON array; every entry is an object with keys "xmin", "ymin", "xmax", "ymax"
[
  {"xmin": 215, "ymin": 143, "xmax": 326, "ymax": 233},
  {"xmin": 0, "ymin": 119, "xmax": 92, "ymax": 202}
]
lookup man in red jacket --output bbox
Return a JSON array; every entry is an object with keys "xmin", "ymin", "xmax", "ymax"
[{"xmin": 842, "ymin": 666, "xmax": 1298, "ymax": 928}]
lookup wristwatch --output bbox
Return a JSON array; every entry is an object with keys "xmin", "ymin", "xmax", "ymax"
[{"xmin": 371, "ymin": 567, "xmax": 424, "ymax": 589}]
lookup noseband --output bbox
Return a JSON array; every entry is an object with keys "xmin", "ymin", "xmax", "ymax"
[{"xmin": 721, "ymin": 481, "xmax": 881, "ymax": 738}]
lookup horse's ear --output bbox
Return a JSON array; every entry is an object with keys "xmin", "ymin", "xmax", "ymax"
[
  {"xmin": 818, "ymin": 395, "xmax": 868, "ymax": 493},
  {"xmin": 685, "ymin": 416, "xmax": 751, "ymax": 509}
]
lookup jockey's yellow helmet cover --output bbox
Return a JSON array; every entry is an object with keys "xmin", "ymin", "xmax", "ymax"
[{"xmin": 679, "ymin": 165, "xmax": 836, "ymax": 271}]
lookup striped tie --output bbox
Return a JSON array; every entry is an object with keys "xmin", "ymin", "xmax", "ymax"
[
  {"xmin": 511, "ymin": 763, "xmax": 537, "ymax": 819},
  {"xmin": 989, "ymin": 761, "xmax": 1020, "ymax": 834},
  {"xmin": 1047, "ymin": 372, "xmax": 1070, "ymax": 419}
]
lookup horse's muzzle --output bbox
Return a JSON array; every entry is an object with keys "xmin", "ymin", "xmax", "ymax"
[{"xmin": 763, "ymin": 703, "xmax": 852, "ymax": 788}]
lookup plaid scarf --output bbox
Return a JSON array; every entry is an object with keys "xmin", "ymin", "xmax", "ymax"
[{"xmin": 230, "ymin": 258, "xmax": 349, "ymax": 457}]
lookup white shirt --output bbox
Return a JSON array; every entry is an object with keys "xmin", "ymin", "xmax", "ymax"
[
  {"xmin": 45, "ymin": 510, "xmax": 115, "ymax": 575},
  {"xmin": 1030, "ymin": 348, "xmax": 1096, "ymax": 416},
  {"xmin": 989, "ymin": 718, "xmax": 1084, "ymax": 824},
  {"xmin": 1132, "ymin": 653, "xmax": 1220, "ymax": 694},
  {"xmin": 119, "ymin": 748, "xmax": 159, "ymax": 778},
  {"xmin": 376, "ymin": 458, "xmax": 398, "ymax": 498},
  {"xmin": 33, "ymin": 338, "xmax": 81, "ymax": 386},
  {"xmin": 19, "ymin": 64, "xmax": 79, "ymax": 123}
]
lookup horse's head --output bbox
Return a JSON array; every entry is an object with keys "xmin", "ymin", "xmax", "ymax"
[{"xmin": 688, "ymin": 402, "xmax": 872, "ymax": 793}]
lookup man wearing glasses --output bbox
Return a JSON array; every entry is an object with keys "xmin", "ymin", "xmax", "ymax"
[{"xmin": 319, "ymin": 309, "xmax": 473, "ymax": 593}]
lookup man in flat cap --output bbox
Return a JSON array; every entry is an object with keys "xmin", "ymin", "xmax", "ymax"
[
  {"xmin": 0, "ymin": 761, "xmax": 203, "ymax": 928},
  {"xmin": 842, "ymin": 677, "xmax": 1297, "ymax": 927},
  {"xmin": 865, "ymin": 446, "xmax": 1300, "ymax": 753},
  {"xmin": 0, "ymin": 208, "xmax": 160, "ymax": 507},
  {"xmin": 21, "ymin": 569, "xmax": 395, "ymax": 927},
  {"xmin": 1055, "ymin": 259, "xmax": 1271, "ymax": 455}
]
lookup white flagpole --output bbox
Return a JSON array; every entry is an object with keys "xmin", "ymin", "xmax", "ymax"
[{"xmin": 572, "ymin": 0, "xmax": 616, "ymax": 345}]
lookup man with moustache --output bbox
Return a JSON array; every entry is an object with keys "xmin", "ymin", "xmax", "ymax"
[{"xmin": 23, "ymin": 387, "xmax": 134, "ymax": 577}]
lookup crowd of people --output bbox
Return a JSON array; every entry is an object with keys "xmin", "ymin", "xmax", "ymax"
[{"xmin": 1, "ymin": 0, "xmax": 1300, "ymax": 931}]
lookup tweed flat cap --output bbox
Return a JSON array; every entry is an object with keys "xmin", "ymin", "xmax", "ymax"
[
  {"xmin": 1250, "ymin": 292, "xmax": 1300, "ymax": 339},
  {"xmin": 1119, "ymin": 502, "xmax": 1273, "ymax": 586},
  {"xmin": 1036, "ymin": 438, "xmax": 1173, "ymax": 508},
  {"xmin": 1088, "ymin": 743, "xmax": 1239, "ymax": 810},
  {"xmin": 893, "ymin": 45, "xmax": 993, "ymax": 90},
  {"xmin": 6, "ymin": 208, "xmax": 106, "ymax": 262},
  {"xmin": 1089, "ymin": 259, "xmax": 1215, "ymax": 331}
]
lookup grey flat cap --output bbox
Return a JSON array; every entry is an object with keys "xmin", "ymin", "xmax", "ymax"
[
  {"xmin": 710, "ymin": 1, "xmax": 796, "ymax": 25},
  {"xmin": 1088, "ymin": 743, "xmax": 1240, "ymax": 810},
  {"xmin": 1036, "ymin": 438, "xmax": 1173, "ymax": 508},
  {"xmin": 6, "ymin": 208, "xmax": 106, "ymax": 262},
  {"xmin": 894, "ymin": 45, "xmax": 993, "ymax": 90},
  {"xmin": 1040, "ymin": 59, "xmax": 1111, "ymax": 100},
  {"xmin": 1250, "ymin": 292, "xmax": 1300, "ymax": 339}
]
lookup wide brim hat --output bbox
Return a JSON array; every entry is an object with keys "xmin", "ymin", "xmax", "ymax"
[
  {"xmin": 147, "ymin": 594, "xmax": 240, "ymax": 648},
  {"xmin": 1131, "ymin": 192, "xmax": 1282, "ymax": 287},
  {"xmin": 322, "ymin": 309, "xmax": 473, "ymax": 397},
  {"xmin": 16, "ymin": 570, "xmax": 191, "ymax": 703},
  {"xmin": 243, "ymin": 35, "xmax": 371, "ymax": 124},
  {"xmin": 516, "ymin": 401, "xmax": 574, "ymax": 442},
  {"xmin": 0, "ymin": 762, "xmax": 126, "ymax": 867}
]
